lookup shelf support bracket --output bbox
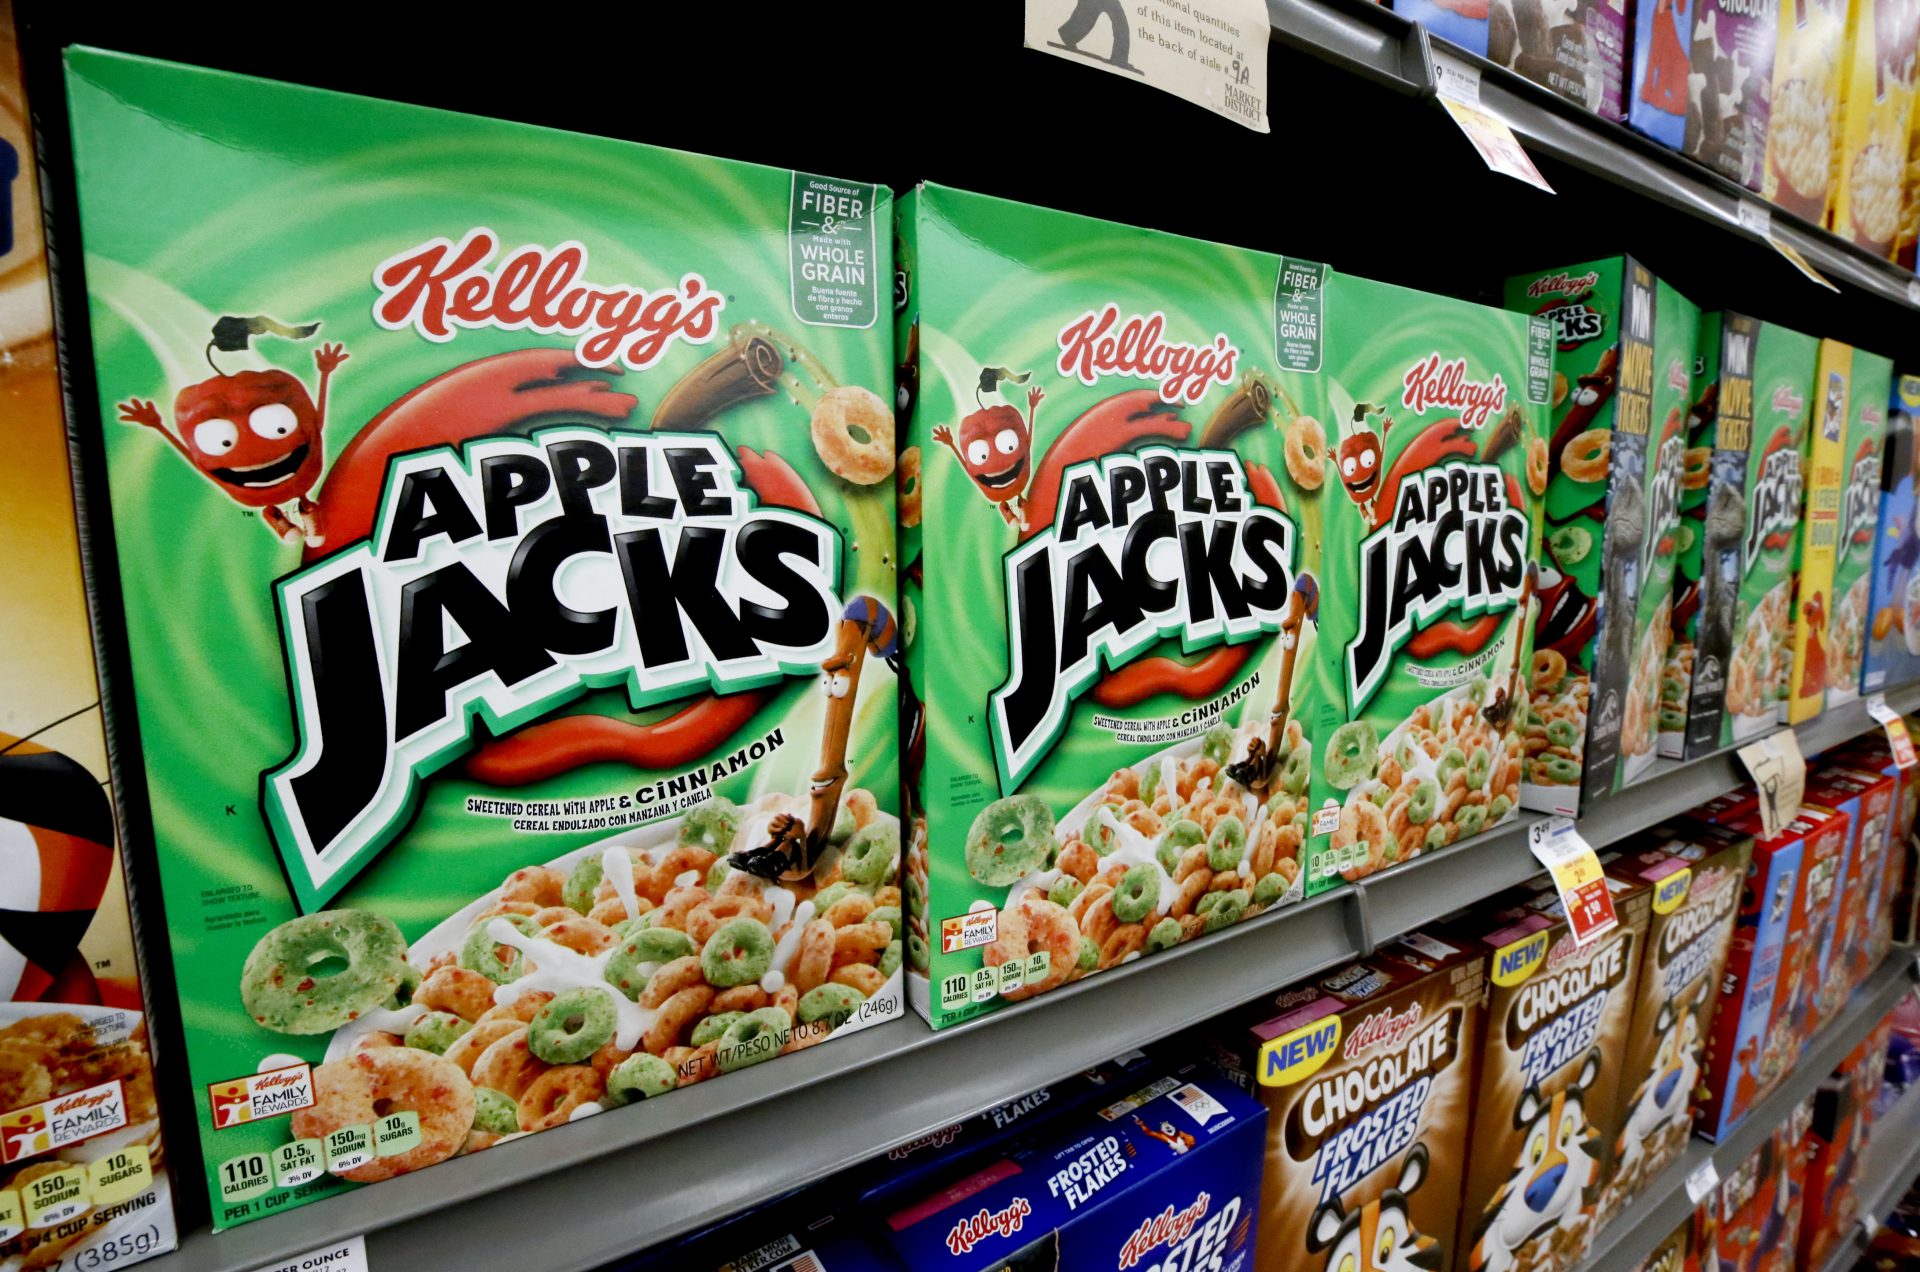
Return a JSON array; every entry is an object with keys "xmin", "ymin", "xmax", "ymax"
[{"xmin": 1345, "ymin": 882, "xmax": 1377, "ymax": 957}]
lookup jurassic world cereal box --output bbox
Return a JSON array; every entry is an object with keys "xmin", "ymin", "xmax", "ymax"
[
  {"xmin": 898, "ymin": 184, "xmax": 1318, "ymax": 1030},
  {"xmin": 1683, "ymin": 0, "xmax": 1779, "ymax": 189},
  {"xmin": 1442, "ymin": 874, "xmax": 1653, "ymax": 1272},
  {"xmin": 1789, "ymin": 339, "xmax": 1856, "ymax": 722},
  {"xmin": 1490, "ymin": 0, "xmax": 1628, "ymax": 117},
  {"xmin": 1505, "ymin": 258, "xmax": 1684, "ymax": 813},
  {"xmin": 1600, "ymin": 825, "xmax": 1750, "ymax": 1210},
  {"xmin": 1764, "ymin": 0, "xmax": 1848, "ymax": 220},
  {"xmin": 1863, "ymin": 375, "xmax": 1920, "ymax": 693},
  {"xmin": 63, "ymin": 50, "xmax": 901, "ymax": 1231},
  {"xmin": 0, "ymin": 14, "xmax": 178, "ymax": 1268},
  {"xmin": 1831, "ymin": 0, "xmax": 1920, "ymax": 255},
  {"xmin": 1296, "ymin": 278, "xmax": 1549, "ymax": 891},
  {"xmin": 1829, "ymin": 349, "xmax": 1895, "ymax": 703},
  {"xmin": 1207, "ymin": 932, "xmax": 1486, "ymax": 1272},
  {"xmin": 880, "ymin": 1063, "xmax": 1266, "ymax": 1272}
]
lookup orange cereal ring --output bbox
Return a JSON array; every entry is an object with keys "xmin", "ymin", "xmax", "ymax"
[
  {"xmin": 1100, "ymin": 924, "xmax": 1147, "ymax": 968},
  {"xmin": 897, "ymin": 446, "xmax": 923, "ymax": 527},
  {"xmin": 442, "ymin": 1018, "xmax": 521, "ymax": 1078},
  {"xmin": 790, "ymin": 919, "xmax": 836, "ymax": 994},
  {"xmin": 985, "ymin": 897, "xmax": 1077, "ymax": 1000},
  {"xmin": 1532, "ymin": 648, "xmax": 1567, "ymax": 694},
  {"xmin": 843, "ymin": 788, "xmax": 880, "ymax": 830},
  {"xmin": 1552, "ymin": 372, "xmax": 1569, "ymax": 409},
  {"xmin": 499, "ymin": 866, "xmax": 566, "ymax": 907},
  {"xmin": 1172, "ymin": 871, "xmax": 1211, "ymax": 919},
  {"xmin": 476, "ymin": 991, "xmax": 553, "ymax": 1026},
  {"xmin": 710, "ymin": 985, "xmax": 771, "ymax": 1014},
  {"xmin": 830, "ymin": 963, "xmax": 888, "ymax": 996},
  {"xmin": 638, "ymin": 955, "xmax": 707, "ymax": 1009},
  {"xmin": 589, "ymin": 1040, "xmax": 634, "ymax": 1079},
  {"xmin": 823, "ymin": 893, "xmax": 878, "ymax": 928},
  {"xmin": 416, "ymin": 967, "xmax": 498, "ymax": 1023},
  {"xmin": 1527, "ymin": 436, "xmax": 1549, "ymax": 496},
  {"xmin": 644, "ymin": 985, "xmax": 715, "ymax": 1055},
  {"xmin": 542, "ymin": 918, "xmax": 618, "ymax": 955},
  {"xmin": 470, "ymin": 1027, "xmax": 547, "ymax": 1100},
  {"xmin": 588, "ymin": 896, "xmax": 644, "ymax": 927},
  {"xmin": 1682, "ymin": 446, "xmax": 1711, "ymax": 490},
  {"xmin": 1068, "ymin": 881, "xmax": 1112, "ymax": 926},
  {"xmin": 835, "ymin": 921, "xmax": 894, "ymax": 959},
  {"xmin": 294, "ymin": 1048, "xmax": 474, "ymax": 1183},
  {"xmin": 1285, "ymin": 415, "xmax": 1327, "ymax": 490},
  {"xmin": 530, "ymin": 906, "xmax": 576, "ymax": 928},
  {"xmin": 811, "ymin": 385, "xmax": 895, "ymax": 484},
  {"xmin": 474, "ymin": 901, "xmax": 540, "ymax": 923},
  {"xmin": 688, "ymin": 895, "xmax": 774, "ymax": 946},
  {"xmin": 1080, "ymin": 894, "xmax": 1120, "ymax": 947},
  {"xmin": 1561, "ymin": 429, "xmax": 1609, "ymax": 484},
  {"xmin": 516, "ymin": 1065, "xmax": 605, "ymax": 1132}
]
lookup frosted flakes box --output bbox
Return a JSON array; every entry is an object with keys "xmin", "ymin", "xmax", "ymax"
[
  {"xmin": 0, "ymin": 11, "xmax": 177, "ymax": 1267},
  {"xmin": 897, "ymin": 184, "xmax": 1318, "ymax": 1029},
  {"xmin": 1765, "ymin": 0, "xmax": 1849, "ymax": 219},
  {"xmin": 1444, "ymin": 875, "xmax": 1653, "ymax": 1272},
  {"xmin": 1296, "ymin": 277, "xmax": 1549, "ymax": 891},
  {"xmin": 1831, "ymin": 0, "xmax": 1920, "ymax": 255},
  {"xmin": 1828, "ymin": 349, "xmax": 1895, "ymax": 703},
  {"xmin": 1599, "ymin": 826, "xmax": 1749, "ymax": 1211},
  {"xmin": 64, "ymin": 49, "xmax": 900, "ymax": 1230},
  {"xmin": 1788, "ymin": 339, "xmax": 1855, "ymax": 722},
  {"xmin": 1683, "ymin": 0, "xmax": 1779, "ymax": 189},
  {"xmin": 1207, "ymin": 932, "xmax": 1486, "ymax": 1272},
  {"xmin": 1490, "ymin": 0, "xmax": 1628, "ymax": 116},
  {"xmin": 1863, "ymin": 375, "xmax": 1920, "ymax": 693},
  {"xmin": 1505, "ymin": 259, "xmax": 1685, "ymax": 813},
  {"xmin": 880, "ymin": 1064, "xmax": 1266, "ymax": 1272}
]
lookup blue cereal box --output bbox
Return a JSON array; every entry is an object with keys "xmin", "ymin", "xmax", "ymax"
[
  {"xmin": 881, "ymin": 1066, "xmax": 1265, "ymax": 1271},
  {"xmin": 1863, "ymin": 375, "xmax": 1920, "ymax": 694}
]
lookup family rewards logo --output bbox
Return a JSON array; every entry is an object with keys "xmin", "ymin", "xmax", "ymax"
[{"xmin": 1, "ymin": 1081, "xmax": 127, "ymax": 1164}]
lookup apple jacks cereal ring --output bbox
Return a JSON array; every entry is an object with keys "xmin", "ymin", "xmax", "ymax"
[
  {"xmin": 241, "ymin": 909, "xmax": 412, "ymax": 1035},
  {"xmin": 500, "ymin": 866, "xmax": 567, "ymax": 907},
  {"xmin": 1527, "ymin": 436, "xmax": 1549, "ymax": 496},
  {"xmin": 840, "ymin": 821, "xmax": 898, "ymax": 887},
  {"xmin": 443, "ymin": 1019, "xmax": 522, "ymax": 1078},
  {"xmin": 687, "ymin": 894, "xmax": 774, "ymax": 947},
  {"xmin": 1549, "ymin": 523, "xmax": 1592, "ymax": 566},
  {"xmin": 829, "ymin": 962, "xmax": 889, "ymax": 996},
  {"xmin": 678, "ymin": 798, "xmax": 740, "ymax": 855},
  {"xmin": 417, "ymin": 967, "xmax": 499, "ymax": 1023},
  {"xmin": 293, "ymin": 1048, "xmax": 474, "ymax": 1183},
  {"xmin": 965, "ymin": 794, "xmax": 1056, "ymax": 885},
  {"xmin": 542, "ymin": 918, "xmax": 619, "ymax": 956},
  {"xmin": 517, "ymin": 1065, "xmax": 604, "ymax": 1132},
  {"xmin": 701, "ymin": 917, "xmax": 777, "ymax": 988},
  {"xmin": 716, "ymin": 1007, "xmax": 791, "ymax": 1073},
  {"xmin": 528, "ymin": 989, "xmax": 618, "ymax": 1064},
  {"xmin": 471, "ymin": 1027, "xmax": 547, "ymax": 1100},
  {"xmin": 605, "ymin": 1053, "xmax": 677, "ymax": 1105},
  {"xmin": 1682, "ymin": 446, "xmax": 1711, "ymax": 489},
  {"xmin": 790, "ymin": 919, "xmax": 836, "ymax": 994},
  {"xmin": 1532, "ymin": 649, "xmax": 1567, "ymax": 693},
  {"xmin": 798, "ymin": 983, "xmax": 864, "ymax": 1025},
  {"xmin": 462, "ymin": 914, "xmax": 537, "ymax": 984},
  {"xmin": 563, "ymin": 857, "xmax": 605, "ymax": 915},
  {"xmin": 897, "ymin": 445, "xmax": 923, "ymax": 527},
  {"xmin": 404, "ymin": 1011, "xmax": 471, "ymax": 1055},
  {"xmin": 1324, "ymin": 721, "xmax": 1379, "ymax": 790},
  {"xmin": 473, "ymin": 1087, "xmax": 519, "ymax": 1135},
  {"xmin": 645, "ymin": 985, "xmax": 715, "ymax": 1055},
  {"xmin": 985, "ymin": 897, "xmax": 1077, "ymax": 1000},
  {"xmin": 811, "ymin": 385, "xmax": 895, "ymax": 484},
  {"xmin": 1284, "ymin": 414, "xmax": 1327, "ymax": 489},
  {"xmin": 1562, "ymin": 430, "xmax": 1610, "ymax": 483}
]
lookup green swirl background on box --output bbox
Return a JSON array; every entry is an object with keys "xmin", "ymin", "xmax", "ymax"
[
  {"xmin": 64, "ymin": 49, "xmax": 896, "ymax": 1224},
  {"xmin": 900, "ymin": 185, "xmax": 1310, "ymax": 1028},
  {"xmin": 1295, "ymin": 277, "xmax": 1547, "ymax": 886}
]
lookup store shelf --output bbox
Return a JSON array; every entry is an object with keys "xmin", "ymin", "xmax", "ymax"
[
  {"xmin": 1266, "ymin": 0, "xmax": 1920, "ymax": 309},
  {"xmin": 140, "ymin": 686, "xmax": 1920, "ymax": 1272},
  {"xmin": 1577, "ymin": 953, "xmax": 1920, "ymax": 1272},
  {"xmin": 1817, "ymin": 1056, "xmax": 1920, "ymax": 1270}
]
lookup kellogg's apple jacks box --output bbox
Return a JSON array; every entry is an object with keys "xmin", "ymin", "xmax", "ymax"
[
  {"xmin": 897, "ymin": 184, "xmax": 1318, "ymax": 1030},
  {"xmin": 1863, "ymin": 375, "xmax": 1920, "ymax": 693},
  {"xmin": 1206, "ymin": 933, "xmax": 1487, "ymax": 1272},
  {"xmin": 1295, "ymin": 278, "xmax": 1550, "ymax": 891},
  {"xmin": 1504, "ymin": 258, "xmax": 1682, "ymax": 814},
  {"xmin": 62, "ymin": 49, "xmax": 900, "ymax": 1230},
  {"xmin": 1827, "ymin": 349, "xmax": 1894, "ymax": 704}
]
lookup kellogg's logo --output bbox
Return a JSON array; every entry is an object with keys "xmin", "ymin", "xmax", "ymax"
[
  {"xmin": 945, "ymin": 1198, "xmax": 1032, "ymax": 1255},
  {"xmin": 1401, "ymin": 354, "xmax": 1508, "ymax": 427},
  {"xmin": 373, "ymin": 228, "xmax": 725, "ymax": 370},
  {"xmin": 1525, "ymin": 271, "xmax": 1600, "ymax": 299},
  {"xmin": 1117, "ymin": 1192, "xmax": 1212, "ymax": 1269},
  {"xmin": 1344, "ymin": 1002, "xmax": 1422, "ymax": 1060},
  {"xmin": 1056, "ymin": 306, "xmax": 1239, "ymax": 404},
  {"xmin": 1771, "ymin": 383, "xmax": 1804, "ymax": 415}
]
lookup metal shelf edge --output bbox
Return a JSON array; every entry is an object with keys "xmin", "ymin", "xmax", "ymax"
[{"xmin": 1817, "ymin": 1061, "xmax": 1920, "ymax": 1271}]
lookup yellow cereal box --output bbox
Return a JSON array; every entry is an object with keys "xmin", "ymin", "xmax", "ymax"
[
  {"xmin": 1831, "ymin": 0, "xmax": 1920, "ymax": 255},
  {"xmin": 1788, "ymin": 339, "xmax": 1853, "ymax": 723},
  {"xmin": 1765, "ymin": 0, "xmax": 1849, "ymax": 220}
]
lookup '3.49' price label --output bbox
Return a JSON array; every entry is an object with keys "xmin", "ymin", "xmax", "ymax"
[{"xmin": 1528, "ymin": 817, "xmax": 1618, "ymax": 946}]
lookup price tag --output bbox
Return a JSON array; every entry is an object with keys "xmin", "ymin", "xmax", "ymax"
[
  {"xmin": 1737, "ymin": 200, "xmax": 1772, "ymax": 238},
  {"xmin": 1434, "ymin": 54, "xmax": 1481, "ymax": 104},
  {"xmin": 1023, "ymin": 0, "xmax": 1271, "ymax": 132},
  {"xmin": 1907, "ymin": 277, "xmax": 1920, "ymax": 308},
  {"xmin": 249, "ymin": 1235, "xmax": 369, "ymax": 1272},
  {"xmin": 1685, "ymin": 1158, "xmax": 1721, "ymax": 1204},
  {"xmin": 1866, "ymin": 694, "xmax": 1918, "ymax": 769},
  {"xmin": 1431, "ymin": 51, "xmax": 1553, "ymax": 192},
  {"xmin": 1864, "ymin": 1211, "xmax": 1881, "ymax": 1239},
  {"xmin": 1737, "ymin": 730, "xmax": 1806, "ymax": 837},
  {"xmin": 1528, "ymin": 817, "xmax": 1617, "ymax": 945},
  {"xmin": 1731, "ymin": 201, "xmax": 1840, "ymax": 291}
]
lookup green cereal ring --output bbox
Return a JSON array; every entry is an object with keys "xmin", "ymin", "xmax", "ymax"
[
  {"xmin": 1407, "ymin": 780, "xmax": 1438, "ymax": 826},
  {"xmin": 1139, "ymin": 761, "xmax": 1163, "ymax": 802},
  {"xmin": 1659, "ymin": 707, "xmax": 1688, "ymax": 731},
  {"xmin": 908, "ymin": 932, "xmax": 930, "ymax": 970},
  {"xmin": 965, "ymin": 795, "xmax": 1056, "ymax": 885},
  {"xmin": 461, "ymin": 913, "xmax": 537, "ymax": 985},
  {"xmin": 1489, "ymin": 794, "xmax": 1513, "ymax": 820},
  {"xmin": 1201, "ymin": 722, "xmax": 1235, "ymax": 764},
  {"xmin": 388, "ymin": 961, "xmax": 422, "ymax": 1010},
  {"xmin": 1466, "ymin": 747, "xmax": 1492, "ymax": 788},
  {"xmin": 1467, "ymin": 677, "xmax": 1490, "ymax": 706},
  {"xmin": 1675, "ymin": 522, "xmax": 1696, "ymax": 554},
  {"xmin": 1546, "ymin": 719, "xmax": 1579, "ymax": 748},
  {"xmin": 1370, "ymin": 786, "xmax": 1392, "ymax": 807},
  {"xmin": 830, "ymin": 803, "xmax": 856, "ymax": 845},
  {"xmin": 606, "ymin": 1054, "xmax": 678, "ymax": 1105},
  {"xmin": 1203, "ymin": 890, "xmax": 1249, "ymax": 934},
  {"xmin": 1455, "ymin": 804, "xmax": 1487, "ymax": 837},
  {"xmin": 603, "ymin": 927, "xmax": 696, "ymax": 1001},
  {"xmin": 841, "ymin": 821, "xmax": 898, "ymax": 887},
  {"xmin": 679, "ymin": 797, "xmax": 741, "ymax": 854},
  {"xmin": 706, "ymin": 860, "xmax": 731, "ymax": 892},
  {"xmin": 1207, "ymin": 817, "xmax": 1247, "ymax": 871},
  {"xmin": 1324, "ymin": 722, "xmax": 1379, "ymax": 790},
  {"xmin": 403, "ymin": 1011, "xmax": 470, "ymax": 1055},
  {"xmin": 813, "ymin": 881, "xmax": 862, "ymax": 912},
  {"xmin": 798, "ymin": 983, "xmax": 865, "ymax": 1025},
  {"xmin": 240, "ymin": 910, "xmax": 412, "ymax": 1035},
  {"xmin": 1196, "ymin": 892, "xmax": 1224, "ymax": 916},
  {"xmin": 701, "ymin": 918, "xmax": 775, "ymax": 988},
  {"xmin": 1049, "ymin": 877, "xmax": 1084, "ymax": 909},
  {"xmin": 1146, "ymin": 918, "xmax": 1182, "ymax": 953},
  {"xmin": 1077, "ymin": 937, "xmax": 1099, "ymax": 972},
  {"xmin": 529, "ymin": 988, "xmax": 618, "ymax": 1064},
  {"xmin": 1157, "ymin": 820, "xmax": 1204, "ymax": 873},
  {"xmin": 879, "ymin": 940, "xmax": 903, "ymax": 978},
  {"xmin": 1544, "ymin": 755, "xmax": 1582, "ymax": 784},
  {"xmin": 474, "ymin": 1087, "xmax": 520, "ymax": 1134},
  {"xmin": 717, "ymin": 1008, "xmax": 791, "ymax": 1074},
  {"xmin": 563, "ymin": 855, "xmax": 604, "ymax": 915},
  {"xmin": 1112, "ymin": 865, "xmax": 1159, "ymax": 924},
  {"xmin": 1382, "ymin": 842, "xmax": 1400, "ymax": 865},
  {"xmin": 691, "ymin": 1012, "xmax": 747, "ymax": 1047},
  {"xmin": 1425, "ymin": 823, "xmax": 1450, "ymax": 849},
  {"xmin": 1550, "ymin": 524, "xmax": 1592, "ymax": 565},
  {"xmin": 1253, "ymin": 872, "xmax": 1286, "ymax": 907},
  {"xmin": 1280, "ymin": 746, "xmax": 1310, "ymax": 796},
  {"xmin": 1293, "ymin": 812, "xmax": 1309, "ymax": 834},
  {"xmin": 869, "ymin": 905, "xmax": 902, "ymax": 940},
  {"xmin": 1436, "ymin": 747, "xmax": 1467, "ymax": 785}
]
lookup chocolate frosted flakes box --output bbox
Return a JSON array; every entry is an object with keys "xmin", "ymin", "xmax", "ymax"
[
  {"xmin": 1827, "ymin": 348, "xmax": 1894, "ymax": 703},
  {"xmin": 64, "ymin": 50, "xmax": 900, "ymax": 1229},
  {"xmin": 897, "ymin": 184, "xmax": 1316, "ymax": 1029},
  {"xmin": 1297, "ymin": 278, "xmax": 1550, "ymax": 891}
]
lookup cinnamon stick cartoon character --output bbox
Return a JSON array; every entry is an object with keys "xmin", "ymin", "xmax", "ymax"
[
  {"xmin": 1133, "ymin": 1115, "xmax": 1194, "ymax": 1155},
  {"xmin": 116, "ymin": 316, "xmax": 344, "ymax": 546},
  {"xmin": 731, "ymin": 595, "xmax": 900, "ymax": 881},
  {"xmin": 933, "ymin": 369, "xmax": 1041, "ymax": 529},
  {"xmin": 1226, "ymin": 574, "xmax": 1321, "ymax": 792}
]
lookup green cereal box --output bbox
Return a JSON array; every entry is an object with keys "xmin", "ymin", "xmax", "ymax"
[
  {"xmin": 63, "ymin": 51, "xmax": 900, "ymax": 1230},
  {"xmin": 896, "ymin": 184, "xmax": 1318, "ymax": 1030},
  {"xmin": 1658, "ymin": 315, "xmax": 1733, "ymax": 760},
  {"xmin": 1293, "ymin": 278, "xmax": 1551, "ymax": 892},
  {"xmin": 1826, "ymin": 349, "xmax": 1894, "ymax": 703},
  {"xmin": 1504, "ymin": 259, "xmax": 1689, "ymax": 813}
]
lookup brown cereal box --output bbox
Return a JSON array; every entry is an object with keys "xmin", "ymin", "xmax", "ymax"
[
  {"xmin": 1831, "ymin": 0, "xmax": 1920, "ymax": 255},
  {"xmin": 1764, "ymin": 0, "xmax": 1849, "ymax": 219},
  {"xmin": 1208, "ymin": 932, "xmax": 1487, "ymax": 1272}
]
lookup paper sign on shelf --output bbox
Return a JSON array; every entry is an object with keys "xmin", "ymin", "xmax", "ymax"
[
  {"xmin": 251, "ymin": 1234, "xmax": 367, "ymax": 1272},
  {"xmin": 1527, "ymin": 817, "xmax": 1617, "ymax": 945},
  {"xmin": 1737, "ymin": 730, "xmax": 1806, "ymax": 837},
  {"xmin": 1431, "ymin": 53, "xmax": 1554, "ymax": 193},
  {"xmin": 1865, "ymin": 694, "xmax": 1918, "ymax": 769},
  {"xmin": 1731, "ymin": 200, "xmax": 1839, "ymax": 291},
  {"xmin": 1685, "ymin": 1158, "xmax": 1721, "ymax": 1205},
  {"xmin": 1023, "ymin": 0, "xmax": 1270, "ymax": 132}
]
